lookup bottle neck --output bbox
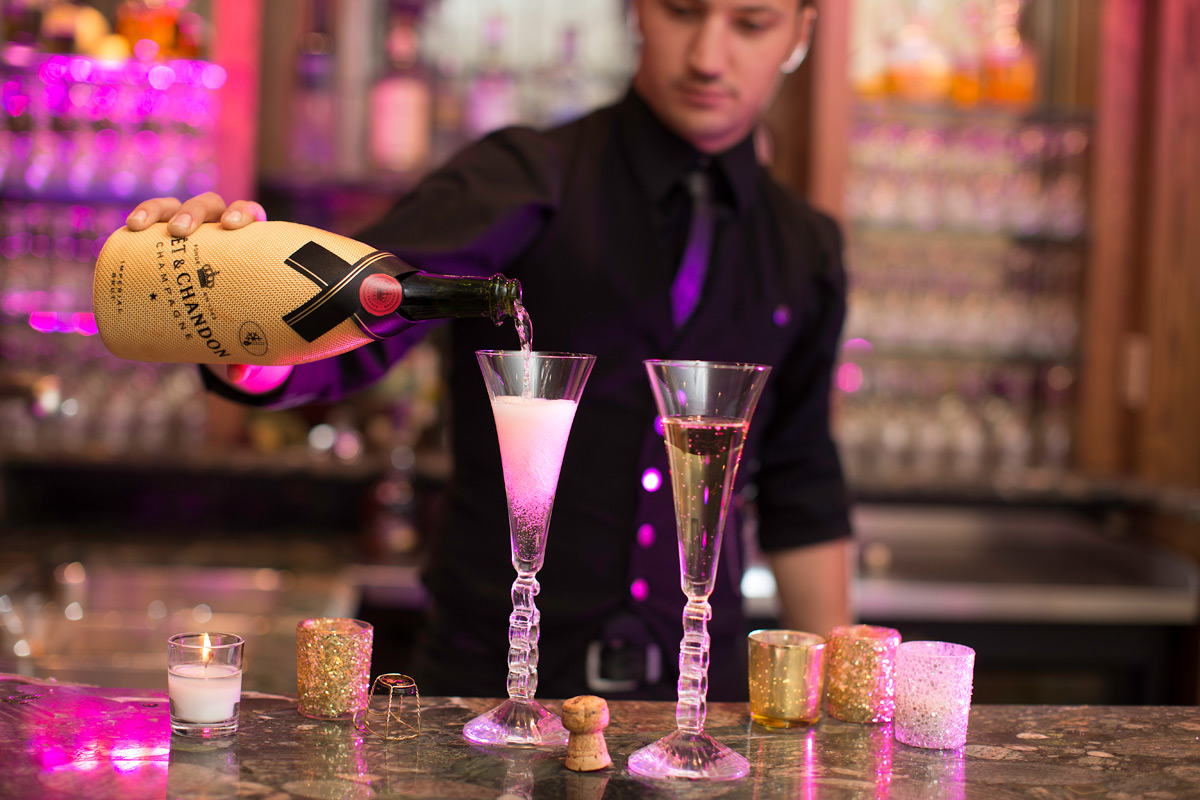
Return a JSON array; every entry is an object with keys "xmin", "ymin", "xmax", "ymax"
[{"xmin": 396, "ymin": 271, "xmax": 522, "ymax": 325}]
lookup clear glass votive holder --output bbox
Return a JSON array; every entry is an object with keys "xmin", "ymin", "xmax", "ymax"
[
  {"xmin": 894, "ymin": 641, "xmax": 975, "ymax": 750},
  {"xmin": 747, "ymin": 630, "xmax": 826, "ymax": 728},
  {"xmin": 825, "ymin": 624, "xmax": 902, "ymax": 723},
  {"xmin": 167, "ymin": 632, "xmax": 244, "ymax": 737},
  {"xmin": 296, "ymin": 618, "xmax": 373, "ymax": 720}
]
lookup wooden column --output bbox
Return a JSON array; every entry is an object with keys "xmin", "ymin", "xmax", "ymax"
[
  {"xmin": 1075, "ymin": 0, "xmax": 1148, "ymax": 476},
  {"xmin": 805, "ymin": 0, "xmax": 851, "ymax": 221},
  {"xmin": 1134, "ymin": 0, "xmax": 1200, "ymax": 488},
  {"xmin": 762, "ymin": 0, "xmax": 852, "ymax": 222}
]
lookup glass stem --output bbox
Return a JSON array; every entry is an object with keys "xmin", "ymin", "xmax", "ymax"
[
  {"xmin": 675, "ymin": 597, "xmax": 711, "ymax": 735},
  {"xmin": 506, "ymin": 571, "xmax": 540, "ymax": 701}
]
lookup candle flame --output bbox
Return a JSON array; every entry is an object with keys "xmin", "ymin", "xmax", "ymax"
[{"xmin": 200, "ymin": 632, "xmax": 212, "ymax": 665}]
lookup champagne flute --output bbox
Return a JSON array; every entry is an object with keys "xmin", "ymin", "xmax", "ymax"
[
  {"xmin": 463, "ymin": 350, "xmax": 596, "ymax": 747},
  {"xmin": 629, "ymin": 359, "xmax": 770, "ymax": 780}
]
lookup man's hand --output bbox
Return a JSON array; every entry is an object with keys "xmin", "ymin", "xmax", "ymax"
[
  {"xmin": 124, "ymin": 191, "xmax": 266, "ymax": 237},
  {"xmin": 125, "ymin": 193, "xmax": 286, "ymax": 391}
]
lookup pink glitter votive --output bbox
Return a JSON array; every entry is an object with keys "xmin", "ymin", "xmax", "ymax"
[
  {"xmin": 824, "ymin": 624, "xmax": 902, "ymax": 723},
  {"xmin": 894, "ymin": 641, "xmax": 975, "ymax": 750}
]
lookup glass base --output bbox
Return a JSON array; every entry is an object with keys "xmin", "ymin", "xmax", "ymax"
[
  {"xmin": 628, "ymin": 730, "xmax": 749, "ymax": 781},
  {"xmin": 462, "ymin": 698, "xmax": 568, "ymax": 747},
  {"xmin": 170, "ymin": 717, "xmax": 238, "ymax": 738}
]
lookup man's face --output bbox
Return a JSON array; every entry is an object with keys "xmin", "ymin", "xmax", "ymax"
[{"xmin": 632, "ymin": 0, "xmax": 810, "ymax": 154}]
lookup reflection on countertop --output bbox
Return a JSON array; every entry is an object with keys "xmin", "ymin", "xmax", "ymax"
[{"xmin": 4, "ymin": 674, "xmax": 1200, "ymax": 799}]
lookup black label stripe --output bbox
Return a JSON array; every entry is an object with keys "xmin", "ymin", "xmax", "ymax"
[
  {"xmin": 283, "ymin": 251, "xmax": 392, "ymax": 328},
  {"xmin": 282, "ymin": 245, "xmax": 407, "ymax": 343},
  {"xmin": 284, "ymin": 241, "xmax": 351, "ymax": 287},
  {"xmin": 285, "ymin": 261, "xmax": 367, "ymax": 326},
  {"xmin": 284, "ymin": 255, "xmax": 330, "ymax": 287}
]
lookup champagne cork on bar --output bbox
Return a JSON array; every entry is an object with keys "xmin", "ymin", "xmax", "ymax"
[
  {"xmin": 562, "ymin": 695, "xmax": 611, "ymax": 772},
  {"xmin": 92, "ymin": 221, "xmax": 521, "ymax": 367}
]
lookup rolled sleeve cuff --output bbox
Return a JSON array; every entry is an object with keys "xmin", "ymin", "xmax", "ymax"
[{"xmin": 755, "ymin": 480, "xmax": 853, "ymax": 553}]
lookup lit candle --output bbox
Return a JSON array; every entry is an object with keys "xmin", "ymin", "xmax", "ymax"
[
  {"xmin": 167, "ymin": 632, "xmax": 244, "ymax": 736},
  {"xmin": 168, "ymin": 666, "xmax": 242, "ymax": 723}
]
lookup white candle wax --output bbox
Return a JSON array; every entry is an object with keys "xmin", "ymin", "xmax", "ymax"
[{"xmin": 168, "ymin": 663, "xmax": 242, "ymax": 723}]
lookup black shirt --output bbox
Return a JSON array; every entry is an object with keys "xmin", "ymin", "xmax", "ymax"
[{"xmin": 208, "ymin": 89, "xmax": 851, "ymax": 701}]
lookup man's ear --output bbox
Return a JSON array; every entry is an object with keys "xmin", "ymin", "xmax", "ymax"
[{"xmin": 781, "ymin": 6, "xmax": 817, "ymax": 74}]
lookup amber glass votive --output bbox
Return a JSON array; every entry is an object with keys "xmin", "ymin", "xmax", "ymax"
[
  {"xmin": 296, "ymin": 618, "xmax": 373, "ymax": 720},
  {"xmin": 824, "ymin": 624, "xmax": 902, "ymax": 723},
  {"xmin": 747, "ymin": 630, "xmax": 826, "ymax": 727}
]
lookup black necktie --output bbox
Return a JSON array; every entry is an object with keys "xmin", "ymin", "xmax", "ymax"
[{"xmin": 670, "ymin": 168, "xmax": 714, "ymax": 329}]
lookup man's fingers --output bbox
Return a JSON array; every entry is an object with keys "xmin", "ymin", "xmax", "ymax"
[
  {"xmin": 126, "ymin": 197, "xmax": 182, "ymax": 230},
  {"xmin": 127, "ymin": 193, "xmax": 254, "ymax": 235},
  {"xmin": 220, "ymin": 200, "xmax": 268, "ymax": 229},
  {"xmin": 166, "ymin": 192, "xmax": 230, "ymax": 237}
]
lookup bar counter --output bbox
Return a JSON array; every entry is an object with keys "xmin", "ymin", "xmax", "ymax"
[{"xmin": 5, "ymin": 674, "xmax": 1200, "ymax": 799}]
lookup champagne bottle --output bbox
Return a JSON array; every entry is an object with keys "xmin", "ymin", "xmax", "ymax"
[{"xmin": 93, "ymin": 221, "xmax": 521, "ymax": 366}]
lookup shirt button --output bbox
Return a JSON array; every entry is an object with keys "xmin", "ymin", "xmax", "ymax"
[
  {"xmin": 630, "ymin": 578, "xmax": 649, "ymax": 602},
  {"xmin": 637, "ymin": 524, "xmax": 655, "ymax": 548},
  {"xmin": 641, "ymin": 468, "xmax": 662, "ymax": 492}
]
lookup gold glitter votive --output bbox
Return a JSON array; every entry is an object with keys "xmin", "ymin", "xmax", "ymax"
[
  {"xmin": 824, "ymin": 624, "xmax": 901, "ymax": 723},
  {"xmin": 296, "ymin": 618, "xmax": 373, "ymax": 720}
]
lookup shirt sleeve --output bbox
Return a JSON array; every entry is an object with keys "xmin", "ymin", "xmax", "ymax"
[
  {"xmin": 753, "ymin": 205, "xmax": 853, "ymax": 552},
  {"xmin": 204, "ymin": 127, "xmax": 563, "ymax": 410}
]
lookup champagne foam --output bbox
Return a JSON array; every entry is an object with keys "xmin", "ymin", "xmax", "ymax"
[{"xmin": 491, "ymin": 395, "xmax": 577, "ymax": 524}]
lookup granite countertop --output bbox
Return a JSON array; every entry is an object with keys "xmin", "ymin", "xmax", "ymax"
[{"xmin": 4, "ymin": 674, "xmax": 1200, "ymax": 799}]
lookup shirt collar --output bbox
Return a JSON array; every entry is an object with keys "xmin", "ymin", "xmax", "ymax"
[{"xmin": 616, "ymin": 87, "xmax": 760, "ymax": 215}]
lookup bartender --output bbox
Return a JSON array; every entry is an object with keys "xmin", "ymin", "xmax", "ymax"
[{"xmin": 125, "ymin": 0, "xmax": 851, "ymax": 702}]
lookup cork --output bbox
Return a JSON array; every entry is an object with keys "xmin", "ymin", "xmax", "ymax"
[{"xmin": 562, "ymin": 695, "xmax": 611, "ymax": 772}]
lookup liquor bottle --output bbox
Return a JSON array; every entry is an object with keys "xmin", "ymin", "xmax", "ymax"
[
  {"xmin": 947, "ymin": 0, "xmax": 987, "ymax": 107},
  {"xmin": 40, "ymin": 0, "xmax": 82, "ymax": 54},
  {"xmin": 289, "ymin": 0, "xmax": 337, "ymax": 177},
  {"xmin": 885, "ymin": 4, "xmax": 953, "ymax": 105},
  {"xmin": 430, "ymin": 52, "xmax": 466, "ymax": 166},
  {"xmin": 92, "ymin": 221, "xmax": 522, "ymax": 366},
  {"xmin": 535, "ymin": 26, "xmax": 588, "ymax": 127},
  {"xmin": 463, "ymin": 14, "xmax": 519, "ymax": 139},
  {"xmin": 368, "ymin": 2, "xmax": 432, "ymax": 174},
  {"xmin": 3, "ymin": 0, "xmax": 44, "ymax": 50},
  {"xmin": 981, "ymin": 0, "xmax": 1038, "ymax": 108},
  {"xmin": 116, "ymin": 0, "xmax": 180, "ymax": 58}
]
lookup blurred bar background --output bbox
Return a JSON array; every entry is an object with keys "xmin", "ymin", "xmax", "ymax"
[{"xmin": 1, "ymin": 0, "xmax": 1199, "ymax": 704}]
